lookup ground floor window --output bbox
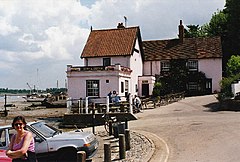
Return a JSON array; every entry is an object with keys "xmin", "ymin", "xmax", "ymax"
[
  {"xmin": 188, "ymin": 82, "xmax": 198, "ymax": 91},
  {"xmin": 121, "ymin": 82, "xmax": 124, "ymax": 93},
  {"xmin": 125, "ymin": 80, "xmax": 129, "ymax": 92},
  {"xmin": 86, "ymin": 80, "xmax": 99, "ymax": 97}
]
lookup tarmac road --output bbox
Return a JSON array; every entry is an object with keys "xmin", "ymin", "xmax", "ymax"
[{"xmin": 130, "ymin": 95, "xmax": 240, "ymax": 162}]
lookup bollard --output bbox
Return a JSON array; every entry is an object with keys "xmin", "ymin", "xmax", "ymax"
[
  {"xmin": 125, "ymin": 129, "xmax": 130, "ymax": 150},
  {"xmin": 104, "ymin": 143, "xmax": 111, "ymax": 162},
  {"xmin": 77, "ymin": 151, "xmax": 86, "ymax": 162},
  {"xmin": 119, "ymin": 134, "xmax": 126, "ymax": 159},
  {"xmin": 125, "ymin": 117, "xmax": 128, "ymax": 129},
  {"xmin": 109, "ymin": 120, "xmax": 113, "ymax": 136}
]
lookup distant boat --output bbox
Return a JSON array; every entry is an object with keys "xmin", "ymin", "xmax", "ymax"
[
  {"xmin": 22, "ymin": 93, "xmax": 47, "ymax": 102},
  {"xmin": 41, "ymin": 92, "xmax": 67, "ymax": 108}
]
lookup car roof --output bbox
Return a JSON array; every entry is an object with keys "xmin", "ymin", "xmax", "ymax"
[{"xmin": 0, "ymin": 121, "xmax": 40, "ymax": 129}]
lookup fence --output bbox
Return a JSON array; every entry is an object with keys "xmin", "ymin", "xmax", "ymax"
[{"xmin": 66, "ymin": 96, "xmax": 134, "ymax": 114}]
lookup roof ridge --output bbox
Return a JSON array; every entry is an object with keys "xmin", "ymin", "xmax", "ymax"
[{"xmin": 92, "ymin": 26, "xmax": 139, "ymax": 32}]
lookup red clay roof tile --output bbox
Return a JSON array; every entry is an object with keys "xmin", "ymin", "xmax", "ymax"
[
  {"xmin": 143, "ymin": 37, "xmax": 222, "ymax": 61},
  {"xmin": 81, "ymin": 27, "xmax": 139, "ymax": 58}
]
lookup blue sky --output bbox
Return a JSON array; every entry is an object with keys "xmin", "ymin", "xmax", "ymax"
[{"xmin": 0, "ymin": 0, "xmax": 225, "ymax": 90}]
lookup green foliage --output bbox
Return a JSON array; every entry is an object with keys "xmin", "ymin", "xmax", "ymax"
[
  {"xmin": 152, "ymin": 82, "xmax": 162, "ymax": 97},
  {"xmin": 218, "ymin": 73, "xmax": 240, "ymax": 100},
  {"xmin": 205, "ymin": 10, "xmax": 228, "ymax": 37},
  {"xmin": 218, "ymin": 55, "xmax": 240, "ymax": 100},
  {"xmin": 226, "ymin": 55, "xmax": 240, "ymax": 76}
]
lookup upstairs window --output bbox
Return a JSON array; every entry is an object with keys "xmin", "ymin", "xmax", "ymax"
[
  {"xmin": 188, "ymin": 60, "xmax": 198, "ymax": 71},
  {"xmin": 161, "ymin": 61, "xmax": 170, "ymax": 72},
  {"xmin": 86, "ymin": 80, "xmax": 99, "ymax": 97},
  {"xmin": 103, "ymin": 58, "xmax": 111, "ymax": 66}
]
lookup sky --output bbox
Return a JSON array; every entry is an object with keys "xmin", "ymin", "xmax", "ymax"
[{"xmin": 0, "ymin": 0, "xmax": 225, "ymax": 90}]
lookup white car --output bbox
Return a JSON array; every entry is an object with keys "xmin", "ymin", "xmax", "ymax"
[{"xmin": 0, "ymin": 121, "xmax": 98, "ymax": 162}]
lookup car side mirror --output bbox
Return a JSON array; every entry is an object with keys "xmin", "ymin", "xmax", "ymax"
[{"xmin": 34, "ymin": 137, "xmax": 43, "ymax": 143}]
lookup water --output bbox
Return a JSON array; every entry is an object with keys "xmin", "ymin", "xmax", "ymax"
[
  {"xmin": 0, "ymin": 95, "xmax": 26, "ymax": 109},
  {"xmin": 0, "ymin": 95, "xmax": 25, "ymax": 103}
]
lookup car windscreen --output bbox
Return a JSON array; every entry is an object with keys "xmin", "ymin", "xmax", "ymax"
[{"xmin": 30, "ymin": 122, "xmax": 58, "ymax": 138}]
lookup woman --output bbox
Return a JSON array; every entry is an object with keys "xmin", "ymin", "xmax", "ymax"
[{"xmin": 6, "ymin": 116, "xmax": 36, "ymax": 162}]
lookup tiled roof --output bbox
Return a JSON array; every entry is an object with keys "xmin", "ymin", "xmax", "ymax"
[
  {"xmin": 143, "ymin": 37, "xmax": 222, "ymax": 61},
  {"xmin": 81, "ymin": 27, "xmax": 140, "ymax": 58}
]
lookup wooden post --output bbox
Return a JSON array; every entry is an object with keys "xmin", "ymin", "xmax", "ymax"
[
  {"xmin": 125, "ymin": 129, "xmax": 130, "ymax": 150},
  {"xmin": 78, "ymin": 99, "xmax": 81, "ymax": 114},
  {"xmin": 92, "ymin": 103, "xmax": 95, "ymax": 134},
  {"xmin": 85, "ymin": 97, "xmax": 88, "ymax": 114},
  {"xmin": 4, "ymin": 94, "xmax": 7, "ymax": 117},
  {"xmin": 77, "ymin": 151, "xmax": 86, "ymax": 162},
  {"xmin": 129, "ymin": 95, "xmax": 133, "ymax": 113},
  {"xmin": 109, "ymin": 120, "xmax": 113, "ymax": 136},
  {"xmin": 106, "ymin": 96, "xmax": 110, "ymax": 113},
  {"xmin": 125, "ymin": 117, "xmax": 128, "ymax": 129},
  {"xmin": 104, "ymin": 143, "xmax": 111, "ymax": 162},
  {"xmin": 119, "ymin": 134, "xmax": 126, "ymax": 159}
]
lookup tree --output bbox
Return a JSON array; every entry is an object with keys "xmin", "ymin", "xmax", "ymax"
[
  {"xmin": 226, "ymin": 55, "xmax": 240, "ymax": 76},
  {"xmin": 224, "ymin": 0, "xmax": 240, "ymax": 56},
  {"xmin": 204, "ymin": 10, "xmax": 228, "ymax": 37}
]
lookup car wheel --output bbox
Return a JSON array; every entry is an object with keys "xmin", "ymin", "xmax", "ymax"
[{"xmin": 57, "ymin": 148, "xmax": 77, "ymax": 162}]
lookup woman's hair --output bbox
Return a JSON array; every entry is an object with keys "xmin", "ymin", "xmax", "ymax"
[{"xmin": 12, "ymin": 115, "xmax": 27, "ymax": 129}]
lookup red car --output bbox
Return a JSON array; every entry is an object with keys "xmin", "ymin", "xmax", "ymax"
[{"xmin": 0, "ymin": 150, "xmax": 11, "ymax": 162}]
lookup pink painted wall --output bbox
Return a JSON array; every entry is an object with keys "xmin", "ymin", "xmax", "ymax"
[
  {"xmin": 84, "ymin": 56, "xmax": 130, "ymax": 67},
  {"xmin": 143, "ymin": 61, "xmax": 161, "ymax": 76},
  {"xmin": 198, "ymin": 58, "xmax": 222, "ymax": 92}
]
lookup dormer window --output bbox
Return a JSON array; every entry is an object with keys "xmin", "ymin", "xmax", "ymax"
[
  {"xmin": 103, "ymin": 58, "xmax": 111, "ymax": 66},
  {"xmin": 188, "ymin": 60, "xmax": 198, "ymax": 71}
]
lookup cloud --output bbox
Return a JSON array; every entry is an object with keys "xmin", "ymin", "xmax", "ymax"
[{"xmin": 0, "ymin": 0, "xmax": 225, "ymax": 89}]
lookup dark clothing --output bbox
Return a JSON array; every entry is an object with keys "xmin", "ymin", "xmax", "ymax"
[{"xmin": 12, "ymin": 151, "xmax": 37, "ymax": 162}]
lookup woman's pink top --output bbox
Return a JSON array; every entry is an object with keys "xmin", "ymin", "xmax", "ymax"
[{"xmin": 12, "ymin": 131, "xmax": 35, "ymax": 152}]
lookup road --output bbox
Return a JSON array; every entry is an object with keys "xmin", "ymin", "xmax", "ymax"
[{"xmin": 130, "ymin": 95, "xmax": 240, "ymax": 162}]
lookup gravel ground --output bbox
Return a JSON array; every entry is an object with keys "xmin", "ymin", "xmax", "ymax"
[{"xmin": 92, "ymin": 130, "xmax": 154, "ymax": 162}]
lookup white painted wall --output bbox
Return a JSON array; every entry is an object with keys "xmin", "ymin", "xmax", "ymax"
[
  {"xmin": 129, "ymin": 38, "xmax": 143, "ymax": 96},
  {"xmin": 138, "ymin": 76, "xmax": 156, "ymax": 96},
  {"xmin": 67, "ymin": 68, "xmax": 131, "ymax": 99},
  {"xmin": 198, "ymin": 58, "xmax": 222, "ymax": 92}
]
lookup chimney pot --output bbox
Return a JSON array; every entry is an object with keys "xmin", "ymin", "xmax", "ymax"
[
  {"xmin": 117, "ymin": 22, "xmax": 125, "ymax": 29},
  {"xmin": 178, "ymin": 20, "xmax": 184, "ymax": 43}
]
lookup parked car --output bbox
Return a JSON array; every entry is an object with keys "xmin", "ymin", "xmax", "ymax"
[
  {"xmin": 0, "ymin": 150, "xmax": 11, "ymax": 162},
  {"xmin": 0, "ymin": 121, "xmax": 98, "ymax": 162}
]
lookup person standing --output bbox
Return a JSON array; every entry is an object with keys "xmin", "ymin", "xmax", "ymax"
[
  {"xmin": 6, "ymin": 116, "xmax": 36, "ymax": 162},
  {"xmin": 134, "ymin": 95, "xmax": 141, "ymax": 112},
  {"xmin": 107, "ymin": 91, "xmax": 112, "ymax": 103}
]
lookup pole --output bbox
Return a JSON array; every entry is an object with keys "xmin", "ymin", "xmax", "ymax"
[
  {"xmin": 125, "ymin": 129, "xmax": 131, "ymax": 150},
  {"xmin": 85, "ymin": 97, "xmax": 88, "ymax": 114},
  {"xmin": 92, "ymin": 103, "xmax": 95, "ymax": 134},
  {"xmin": 119, "ymin": 134, "xmax": 126, "ymax": 159},
  {"xmin": 77, "ymin": 151, "xmax": 86, "ymax": 162},
  {"xmin": 4, "ymin": 94, "xmax": 7, "ymax": 117},
  {"xmin": 104, "ymin": 143, "xmax": 111, "ymax": 162}
]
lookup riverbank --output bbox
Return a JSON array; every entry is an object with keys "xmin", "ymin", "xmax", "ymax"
[{"xmin": 0, "ymin": 100, "xmax": 156, "ymax": 162}]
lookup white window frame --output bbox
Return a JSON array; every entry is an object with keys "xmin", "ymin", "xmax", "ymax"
[
  {"xmin": 161, "ymin": 61, "xmax": 170, "ymax": 72},
  {"xmin": 188, "ymin": 60, "xmax": 198, "ymax": 71},
  {"xmin": 86, "ymin": 80, "xmax": 99, "ymax": 97}
]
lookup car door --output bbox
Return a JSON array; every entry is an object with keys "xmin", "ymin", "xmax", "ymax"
[
  {"xmin": 26, "ymin": 127, "xmax": 49, "ymax": 154},
  {"xmin": 0, "ymin": 128, "xmax": 8, "ymax": 150}
]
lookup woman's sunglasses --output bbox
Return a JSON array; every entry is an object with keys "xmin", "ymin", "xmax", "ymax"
[{"xmin": 14, "ymin": 123, "xmax": 23, "ymax": 127}]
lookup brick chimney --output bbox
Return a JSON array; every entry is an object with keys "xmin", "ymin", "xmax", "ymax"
[
  {"xmin": 178, "ymin": 20, "xmax": 184, "ymax": 43},
  {"xmin": 117, "ymin": 22, "xmax": 125, "ymax": 29}
]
